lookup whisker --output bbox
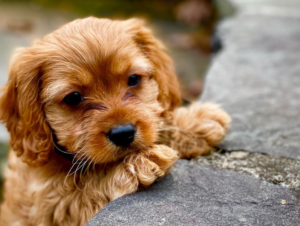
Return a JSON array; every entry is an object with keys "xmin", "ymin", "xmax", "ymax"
[
  {"xmin": 64, "ymin": 154, "xmax": 87, "ymax": 186},
  {"xmin": 86, "ymin": 156, "xmax": 96, "ymax": 176},
  {"xmin": 79, "ymin": 157, "xmax": 90, "ymax": 183},
  {"xmin": 72, "ymin": 155, "xmax": 89, "ymax": 191},
  {"xmin": 53, "ymin": 141, "xmax": 74, "ymax": 155},
  {"xmin": 70, "ymin": 155, "xmax": 88, "ymax": 176},
  {"xmin": 72, "ymin": 147, "xmax": 86, "ymax": 164}
]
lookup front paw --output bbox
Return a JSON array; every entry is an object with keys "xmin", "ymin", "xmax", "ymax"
[
  {"xmin": 125, "ymin": 145, "xmax": 178, "ymax": 186},
  {"xmin": 173, "ymin": 102, "xmax": 231, "ymax": 158}
]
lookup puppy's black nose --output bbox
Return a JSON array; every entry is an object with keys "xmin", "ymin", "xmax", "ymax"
[{"xmin": 108, "ymin": 124, "xmax": 136, "ymax": 146}]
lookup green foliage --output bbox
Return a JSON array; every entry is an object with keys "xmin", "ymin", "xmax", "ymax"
[{"xmin": 2, "ymin": 0, "xmax": 183, "ymax": 20}]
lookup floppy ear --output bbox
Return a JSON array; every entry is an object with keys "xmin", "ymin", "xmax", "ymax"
[
  {"xmin": 0, "ymin": 47, "xmax": 53, "ymax": 167},
  {"xmin": 125, "ymin": 19, "xmax": 181, "ymax": 116}
]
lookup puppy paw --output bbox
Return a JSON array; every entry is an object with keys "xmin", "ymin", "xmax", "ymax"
[
  {"xmin": 125, "ymin": 145, "xmax": 178, "ymax": 187},
  {"xmin": 172, "ymin": 102, "xmax": 231, "ymax": 158}
]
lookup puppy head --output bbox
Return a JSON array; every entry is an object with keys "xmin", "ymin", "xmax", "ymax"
[{"xmin": 0, "ymin": 17, "xmax": 180, "ymax": 167}]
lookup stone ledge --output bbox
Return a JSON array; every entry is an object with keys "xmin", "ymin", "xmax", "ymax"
[
  {"xmin": 86, "ymin": 160, "xmax": 300, "ymax": 226},
  {"xmin": 200, "ymin": 14, "xmax": 300, "ymax": 159}
]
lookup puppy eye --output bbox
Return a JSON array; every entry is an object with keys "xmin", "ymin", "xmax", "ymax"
[
  {"xmin": 63, "ymin": 92, "xmax": 83, "ymax": 106},
  {"xmin": 128, "ymin": 75, "xmax": 141, "ymax": 87}
]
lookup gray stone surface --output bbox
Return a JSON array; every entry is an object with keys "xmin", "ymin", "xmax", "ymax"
[
  {"xmin": 230, "ymin": 0, "xmax": 300, "ymax": 9},
  {"xmin": 230, "ymin": 0, "xmax": 300, "ymax": 18},
  {"xmin": 86, "ymin": 160, "xmax": 300, "ymax": 226},
  {"xmin": 200, "ymin": 15, "xmax": 300, "ymax": 160},
  {"xmin": 196, "ymin": 151, "xmax": 300, "ymax": 189}
]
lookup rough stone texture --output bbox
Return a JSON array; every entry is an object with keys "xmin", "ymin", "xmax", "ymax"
[
  {"xmin": 200, "ymin": 15, "xmax": 300, "ymax": 160},
  {"xmin": 86, "ymin": 160, "xmax": 300, "ymax": 226},
  {"xmin": 196, "ymin": 151, "xmax": 300, "ymax": 189}
]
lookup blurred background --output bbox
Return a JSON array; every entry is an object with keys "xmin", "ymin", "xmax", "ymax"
[{"xmin": 0, "ymin": 0, "xmax": 234, "ymax": 200}]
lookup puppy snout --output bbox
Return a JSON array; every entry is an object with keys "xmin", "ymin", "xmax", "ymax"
[{"xmin": 108, "ymin": 124, "xmax": 136, "ymax": 146}]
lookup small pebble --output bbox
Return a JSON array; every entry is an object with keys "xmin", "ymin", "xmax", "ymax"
[{"xmin": 281, "ymin": 199, "xmax": 287, "ymax": 205}]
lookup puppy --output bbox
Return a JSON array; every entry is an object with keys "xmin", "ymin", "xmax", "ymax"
[{"xmin": 0, "ymin": 17, "xmax": 230, "ymax": 226}]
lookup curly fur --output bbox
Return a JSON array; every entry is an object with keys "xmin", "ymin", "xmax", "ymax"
[{"xmin": 0, "ymin": 17, "xmax": 230, "ymax": 226}]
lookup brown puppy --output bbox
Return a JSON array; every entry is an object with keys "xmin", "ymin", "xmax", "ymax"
[{"xmin": 0, "ymin": 17, "xmax": 230, "ymax": 226}]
